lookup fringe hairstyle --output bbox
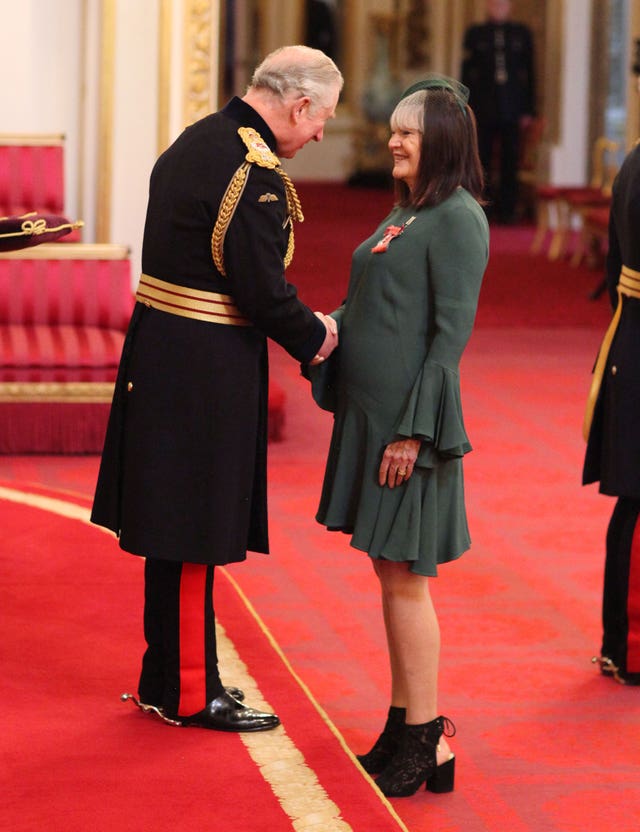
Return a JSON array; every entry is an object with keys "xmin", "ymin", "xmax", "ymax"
[{"xmin": 390, "ymin": 88, "xmax": 485, "ymax": 208}]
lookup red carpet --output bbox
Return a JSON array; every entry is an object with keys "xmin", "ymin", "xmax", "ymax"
[
  {"xmin": 2, "ymin": 185, "xmax": 639, "ymax": 832},
  {"xmin": 0, "ymin": 486, "xmax": 405, "ymax": 832}
]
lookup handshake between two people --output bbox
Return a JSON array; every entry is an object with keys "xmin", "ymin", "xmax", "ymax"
[{"xmin": 310, "ymin": 311, "xmax": 339, "ymax": 366}]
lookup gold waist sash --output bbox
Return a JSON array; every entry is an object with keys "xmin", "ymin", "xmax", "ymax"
[
  {"xmin": 135, "ymin": 273, "xmax": 251, "ymax": 327},
  {"xmin": 583, "ymin": 265, "xmax": 640, "ymax": 440}
]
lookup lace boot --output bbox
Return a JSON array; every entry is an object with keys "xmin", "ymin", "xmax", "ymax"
[
  {"xmin": 356, "ymin": 706, "xmax": 406, "ymax": 774},
  {"xmin": 375, "ymin": 715, "xmax": 456, "ymax": 798}
]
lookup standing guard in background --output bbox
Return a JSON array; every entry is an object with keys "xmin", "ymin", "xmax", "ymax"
[
  {"xmin": 582, "ymin": 60, "xmax": 640, "ymax": 687},
  {"xmin": 91, "ymin": 45, "xmax": 342, "ymax": 730},
  {"xmin": 461, "ymin": 0, "xmax": 535, "ymax": 224}
]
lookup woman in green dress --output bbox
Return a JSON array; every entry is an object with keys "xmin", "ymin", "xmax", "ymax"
[{"xmin": 311, "ymin": 76, "xmax": 489, "ymax": 797}]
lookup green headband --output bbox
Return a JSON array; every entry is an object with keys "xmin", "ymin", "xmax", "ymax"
[{"xmin": 400, "ymin": 74, "xmax": 469, "ymax": 112}]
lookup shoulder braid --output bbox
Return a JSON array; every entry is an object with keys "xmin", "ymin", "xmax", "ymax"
[{"xmin": 211, "ymin": 127, "xmax": 304, "ymax": 276}]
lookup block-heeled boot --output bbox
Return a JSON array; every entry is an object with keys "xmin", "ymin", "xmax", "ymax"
[
  {"xmin": 375, "ymin": 715, "xmax": 456, "ymax": 798},
  {"xmin": 356, "ymin": 706, "xmax": 406, "ymax": 774}
]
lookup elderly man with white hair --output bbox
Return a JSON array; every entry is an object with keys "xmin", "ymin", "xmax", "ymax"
[{"xmin": 92, "ymin": 45, "xmax": 342, "ymax": 732}]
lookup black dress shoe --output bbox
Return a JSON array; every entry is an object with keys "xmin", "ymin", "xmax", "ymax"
[
  {"xmin": 224, "ymin": 685, "xmax": 245, "ymax": 702},
  {"xmin": 177, "ymin": 691, "xmax": 280, "ymax": 732}
]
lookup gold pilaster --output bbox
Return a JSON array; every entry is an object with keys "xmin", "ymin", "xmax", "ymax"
[
  {"xmin": 96, "ymin": 0, "xmax": 116, "ymax": 243},
  {"xmin": 78, "ymin": 0, "xmax": 88, "ymax": 225},
  {"xmin": 183, "ymin": 0, "xmax": 215, "ymax": 127},
  {"xmin": 158, "ymin": 0, "xmax": 173, "ymax": 154}
]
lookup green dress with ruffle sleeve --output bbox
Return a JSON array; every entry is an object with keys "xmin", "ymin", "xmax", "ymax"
[{"xmin": 315, "ymin": 188, "xmax": 489, "ymax": 576}]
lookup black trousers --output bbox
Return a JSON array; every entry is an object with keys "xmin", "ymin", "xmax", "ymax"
[
  {"xmin": 477, "ymin": 118, "xmax": 521, "ymax": 222},
  {"xmin": 139, "ymin": 558, "xmax": 225, "ymax": 716},
  {"xmin": 602, "ymin": 497, "xmax": 640, "ymax": 675}
]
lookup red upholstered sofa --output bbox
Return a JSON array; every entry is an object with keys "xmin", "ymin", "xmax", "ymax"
[
  {"xmin": 0, "ymin": 133, "xmax": 286, "ymax": 452},
  {"xmin": 0, "ymin": 243, "xmax": 132, "ymax": 453},
  {"xmin": 0, "ymin": 244, "xmax": 287, "ymax": 452}
]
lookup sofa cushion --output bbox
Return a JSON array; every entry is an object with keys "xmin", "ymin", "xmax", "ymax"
[{"xmin": 0, "ymin": 324, "xmax": 125, "ymax": 382}]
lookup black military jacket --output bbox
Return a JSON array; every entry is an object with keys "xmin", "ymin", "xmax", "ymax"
[
  {"xmin": 91, "ymin": 98, "xmax": 325, "ymax": 563},
  {"xmin": 584, "ymin": 144, "xmax": 640, "ymax": 497}
]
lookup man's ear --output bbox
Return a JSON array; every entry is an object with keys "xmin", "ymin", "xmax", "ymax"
[{"xmin": 291, "ymin": 96, "xmax": 311, "ymax": 122}]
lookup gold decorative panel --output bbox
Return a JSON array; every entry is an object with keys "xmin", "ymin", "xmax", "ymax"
[
  {"xmin": 183, "ymin": 0, "xmax": 215, "ymax": 126},
  {"xmin": 97, "ymin": 0, "xmax": 116, "ymax": 243}
]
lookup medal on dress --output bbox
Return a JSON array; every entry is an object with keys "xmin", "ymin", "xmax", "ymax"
[{"xmin": 371, "ymin": 216, "xmax": 416, "ymax": 253}]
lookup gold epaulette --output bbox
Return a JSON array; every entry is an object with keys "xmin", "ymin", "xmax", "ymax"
[{"xmin": 211, "ymin": 127, "xmax": 304, "ymax": 276}]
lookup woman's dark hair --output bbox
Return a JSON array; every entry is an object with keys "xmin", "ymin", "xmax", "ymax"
[{"xmin": 391, "ymin": 88, "xmax": 485, "ymax": 208}]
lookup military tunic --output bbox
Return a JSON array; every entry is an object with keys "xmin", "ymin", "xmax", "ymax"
[
  {"xmin": 583, "ymin": 143, "xmax": 640, "ymax": 497},
  {"xmin": 315, "ymin": 189, "xmax": 489, "ymax": 576},
  {"xmin": 582, "ymin": 143, "xmax": 640, "ymax": 681},
  {"xmin": 91, "ymin": 97, "xmax": 325, "ymax": 564}
]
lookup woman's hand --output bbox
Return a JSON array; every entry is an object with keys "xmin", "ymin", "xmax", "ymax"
[{"xmin": 379, "ymin": 438, "xmax": 421, "ymax": 489}]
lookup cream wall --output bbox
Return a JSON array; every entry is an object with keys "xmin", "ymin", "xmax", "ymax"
[
  {"xmin": 109, "ymin": 0, "xmax": 160, "ymax": 274},
  {"xmin": 0, "ymin": 0, "xmax": 83, "ymax": 220}
]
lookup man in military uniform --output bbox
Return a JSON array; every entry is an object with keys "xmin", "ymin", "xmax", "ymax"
[
  {"xmin": 583, "ymin": 66, "xmax": 640, "ymax": 687},
  {"xmin": 461, "ymin": 0, "xmax": 535, "ymax": 223},
  {"xmin": 91, "ymin": 45, "xmax": 342, "ymax": 730}
]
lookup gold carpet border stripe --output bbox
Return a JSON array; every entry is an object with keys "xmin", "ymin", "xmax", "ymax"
[
  {"xmin": 0, "ymin": 486, "xmax": 96, "ymax": 525},
  {"xmin": 220, "ymin": 568, "xmax": 410, "ymax": 832},
  {"xmin": 215, "ymin": 620, "xmax": 352, "ymax": 831},
  {"xmin": 0, "ymin": 486, "xmax": 404, "ymax": 831}
]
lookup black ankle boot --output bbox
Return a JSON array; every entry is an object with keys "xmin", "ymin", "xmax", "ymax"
[
  {"xmin": 356, "ymin": 706, "xmax": 406, "ymax": 774},
  {"xmin": 375, "ymin": 715, "xmax": 456, "ymax": 798}
]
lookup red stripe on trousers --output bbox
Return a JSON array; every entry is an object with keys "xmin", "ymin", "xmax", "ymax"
[
  {"xmin": 628, "ymin": 515, "xmax": 640, "ymax": 672},
  {"xmin": 178, "ymin": 563, "xmax": 208, "ymax": 716}
]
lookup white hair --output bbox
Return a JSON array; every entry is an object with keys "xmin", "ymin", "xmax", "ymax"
[
  {"xmin": 390, "ymin": 91, "xmax": 426, "ymax": 133},
  {"xmin": 250, "ymin": 45, "xmax": 343, "ymax": 112}
]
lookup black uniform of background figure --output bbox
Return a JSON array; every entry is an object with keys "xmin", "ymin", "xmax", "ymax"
[{"xmin": 461, "ymin": 7, "xmax": 535, "ymax": 223}]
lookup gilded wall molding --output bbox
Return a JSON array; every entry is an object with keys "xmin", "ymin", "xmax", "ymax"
[
  {"xmin": 183, "ymin": 0, "xmax": 215, "ymax": 126},
  {"xmin": 78, "ymin": 1, "xmax": 88, "ymax": 229},
  {"xmin": 158, "ymin": 0, "xmax": 173, "ymax": 153},
  {"xmin": 96, "ymin": 0, "xmax": 116, "ymax": 243},
  {"xmin": 588, "ymin": 0, "xmax": 611, "ymax": 160}
]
